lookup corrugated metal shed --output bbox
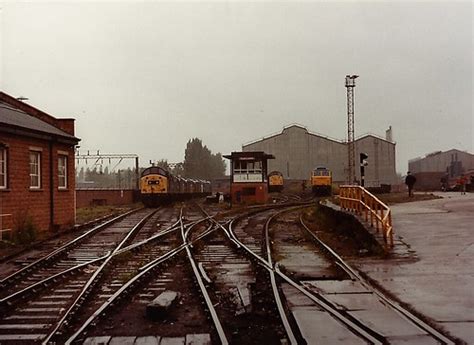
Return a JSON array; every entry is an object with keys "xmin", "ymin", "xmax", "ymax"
[{"xmin": 242, "ymin": 124, "xmax": 397, "ymax": 186}]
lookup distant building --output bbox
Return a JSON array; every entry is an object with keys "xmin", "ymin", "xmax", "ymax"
[
  {"xmin": 0, "ymin": 91, "xmax": 80, "ymax": 237},
  {"xmin": 242, "ymin": 124, "xmax": 397, "ymax": 186},
  {"xmin": 409, "ymin": 149, "xmax": 474, "ymax": 177},
  {"xmin": 408, "ymin": 149, "xmax": 474, "ymax": 190}
]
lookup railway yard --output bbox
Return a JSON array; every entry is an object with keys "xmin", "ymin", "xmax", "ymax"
[
  {"xmin": 0, "ymin": 193, "xmax": 471, "ymax": 345},
  {"xmin": 1, "ymin": 2, "xmax": 471, "ymax": 344}
]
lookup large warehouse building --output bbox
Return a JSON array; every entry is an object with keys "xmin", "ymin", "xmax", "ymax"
[
  {"xmin": 409, "ymin": 149, "xmax": 474, "ymax": 176},
  {"xmin": 242, "ymin": 124, "xmax": 398, "ymax": 186},
  {"xmin": 408, "ymin": 149, "xmax": 474, "ymax": 190}
]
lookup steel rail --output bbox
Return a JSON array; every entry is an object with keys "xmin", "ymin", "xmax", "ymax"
[
  {"xmin": 299, "ymin": 215, "xmax": 456, "ymax": 345},
  {"xmin": 0, "ymin": 208, "xmax": 140, "ymax": 287},
  {"xmin": 0, "ymin": 254, "xmax": 108, "ymax": 308},
  {"xmin": 274, "ymin": 265, "xmax": 382, "ymax": 345},
  {"xmin": 184, "ymin": 216, "xmax": 212, "ymax": 241},
  {"xmin": 42, "ymin": 209, "xmax": 157, "ymax": 345},
  {"xmin": 193, "ymin": 203, "xmax": 241, "ymax": 248},
  {"xmin": 228, "ymin": 206, "xmax": 383, "ymax": 344},
  {"xmin": 122, "ymin": 214, "xmax": 209, "ymax": 255},
  {"xmin": 1, "ymin": 218, "xmax": 181, "ymax": 307},
  {"xmin": 115, "ymin": 219, "xmax": 181, "ymax": 254},
  {"xmin": 264, "ymin": 210, "xmax": 298, "ymax": 345},
  {"xmin": 180, "ymin": 207, "xmax": 229, "ymax": 345},
  {"xmin": 64, "ymin": 216, "xmax": 221, "ymax": 345},
  {"xmin": 137, "ymin": 218, "xmax": 216, "ymax": 272}
]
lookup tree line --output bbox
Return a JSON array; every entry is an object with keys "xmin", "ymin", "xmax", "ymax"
[{"xmin": 76, "ymin": 138, "xmax": 226, "ymax": 188}]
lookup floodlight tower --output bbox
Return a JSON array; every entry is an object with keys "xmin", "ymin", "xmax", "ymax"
[{"xmin": 345, "ymin": 75, "xmax": 359, "ymax": 184}]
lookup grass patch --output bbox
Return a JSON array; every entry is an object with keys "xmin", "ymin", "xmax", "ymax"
[
  {"xmin": 76, "ymin": 203, "xmax": 141, "ymax": 224},
  {"xmin": 13, "ymin": 212, "xmax": 38, "ymax": 245}
]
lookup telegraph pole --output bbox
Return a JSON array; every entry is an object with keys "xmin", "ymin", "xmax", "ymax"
[{"xmin": 345, "ymin": 75, "xmax": 359, "ymax": 184}]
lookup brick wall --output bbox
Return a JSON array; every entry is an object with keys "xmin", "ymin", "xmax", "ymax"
[
  {"xmin": 0, "ymin": 132, "xmax": 76, "ymax": 235},
  {"xmin": 76, "ymin": 189, "xmax": 137, "ymax": 208},
  {"xmin": 413, "ymin": 172, "xmax": 446, "ymax": 191},
  {"xmin": 230, "ymin": 182, "xmax": 268, "ymax": 204}
]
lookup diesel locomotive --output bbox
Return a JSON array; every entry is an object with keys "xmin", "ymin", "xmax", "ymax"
[
  {"xmin": 140, "ymin": 166, "xmax": 211, "ymax": 207},
  {"xmin": 311, "ymin": 166, "xmax": 332, "ymax": 196},
  {"xmin": 268, "ymin": 171, "xmax": 284, "ymax": 192}
]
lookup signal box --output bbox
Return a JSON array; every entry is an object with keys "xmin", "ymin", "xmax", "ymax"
[{"xmin": 223, "ymin": 151, "xmax": 275, "ymax": 204}]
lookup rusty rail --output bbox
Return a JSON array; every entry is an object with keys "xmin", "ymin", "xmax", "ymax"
[{"xmin": 338, "ymin": 185, "xmax": 393, "ymax": 247}]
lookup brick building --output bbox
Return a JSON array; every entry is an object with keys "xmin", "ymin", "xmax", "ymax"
[
  {"xmin": 224, "ymin": 151, "xmax": 274, "ymax": 204},
  {"xmin": 0, "ymin": 91, "xmax": 80, "ymax": 237}
]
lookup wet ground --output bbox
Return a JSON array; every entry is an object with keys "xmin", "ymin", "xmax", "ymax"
[
  {"xmin": 1, "ymin": 195, "xmax": 472, "ymax": 343},
  {"xmin": 350, "ymin": 192, "xmax": 474, "ymax": 344}
]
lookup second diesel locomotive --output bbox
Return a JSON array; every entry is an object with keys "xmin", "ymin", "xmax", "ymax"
[
  {"xmin": 311, "ymin": 166, "xmax": 332, "ymax": 196},
  {"xmin": 140, "ymin": 166, "xmax": 211, "ymax": 207},
  {"xmin": 268, "ymin": 171, "xmax": 284, "ymax": 192}
]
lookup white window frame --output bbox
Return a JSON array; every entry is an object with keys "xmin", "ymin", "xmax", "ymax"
[
  {"xmin": 233, "ymin": 160, "xmax": 263, "ymax": 183},
  {"xmin": 58, "ymin": 155, "xmax": 67, "ymax": 189},
  {"xmin": 29, "ymin": 151, "xmax": 41, "ymax": 189},
  {"xmin": 0, "ymin": 148, "xmax": 6, "ymax": 189}
]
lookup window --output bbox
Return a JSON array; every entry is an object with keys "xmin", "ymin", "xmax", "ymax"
[
  {"xmin": 0, "ymin": 148, "xmax": 6, "ymax": 189},
  {"xmin": 29, "ymin": 151, "xmax": 41, "ymax": 188},
  {"xmin": 313, "ymin": 167, "xmax": 330, "ymax": 177},
  {"xmin": 233, "ymin": 159, "xmax": 263, "ymax": 182},
  {"xmin": 58, "ymin": 155, "xmax": 67, "ymax": 189}
]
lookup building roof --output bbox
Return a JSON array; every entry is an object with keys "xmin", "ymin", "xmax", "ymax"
[
  {"xmin": 223, "ymin": 151, "xmax": 275, "ymax": 160},
  {"xmin": 409, "ymin": 148, "xmax": 474, "ymax": 163},
  {"xmin": 243, "ymin": 124, "xmax": 394, "ymax": 148},
  {"xmin": 0, "ymin": 101, "xmax": 79, "ymax": 143}
]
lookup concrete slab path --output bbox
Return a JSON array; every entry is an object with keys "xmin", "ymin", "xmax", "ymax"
[{"xmin": 352, "ymin": 192, "xmax": 474, "ymax": 344}]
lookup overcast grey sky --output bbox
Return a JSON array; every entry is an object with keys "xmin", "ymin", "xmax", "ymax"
[{"xmin": 1, "ymin": 1, "xmax": 472, "ymax": 173}]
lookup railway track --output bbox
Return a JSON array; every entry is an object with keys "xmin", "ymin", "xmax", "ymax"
[
  {"xmin": 188, "ymin": 204, "xmax": 291, "ymax": 344},
  {"xmin": 0, "ymin": 199, "xmax": 457, "ymax": 344},
  {"xmin": 0, "ymin": 211, "xmax": 132, "ymax": 279},
  {"xmin": 227, "ymin": 204, "xmax": 456, "ymax": 345},
  {"xmin": 64, "ymin": 203, "xmax": 301, "ymax": 344},
  {"xmin": 297, "ymin": 212, "xmax": 456, "ymax": 345},
  {"xmin": 0, "ymin": 208, "xmax": 171, "ymax": 344},
  {"xmin": 0, "ymin": 209, "xmax": 142, "ymax": 298},
  {"xmin": 49, "ymin": 204, "xmax": 224, "ymax": 344}
]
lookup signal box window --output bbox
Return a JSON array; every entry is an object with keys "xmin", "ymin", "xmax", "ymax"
[
  {"xmin": 30, "ymin": 151, "xmax": 41, "ymax": 189},
  {"xmin": 58, "ymin": 155, "xmax": 67, "ymax": 189},
  {"xmin": 233, "ymin": 160, "xmax": 263, "ymax": 182},
  {"xmin": 0, "ymin": 148, "xmax": 6, "ymax": 189}
]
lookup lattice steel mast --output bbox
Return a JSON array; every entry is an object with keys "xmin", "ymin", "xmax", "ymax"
[{"xmin": 345, "ymin": 75, "xmax": 358, "ymax": 184}]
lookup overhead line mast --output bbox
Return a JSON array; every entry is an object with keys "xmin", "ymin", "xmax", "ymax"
[{"xmin": 345, "ymin": 75, "xmax": 358, "ymax": 184}]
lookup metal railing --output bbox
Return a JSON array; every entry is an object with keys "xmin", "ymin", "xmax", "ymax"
[{"xmin": 339, "ymin": 185, "xmax": 393, "ymax": 247}]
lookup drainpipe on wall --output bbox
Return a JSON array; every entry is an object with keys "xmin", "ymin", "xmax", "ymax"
[{"xmin": 49, "ymin": 140, "xmax": 55, "ymax": 231}]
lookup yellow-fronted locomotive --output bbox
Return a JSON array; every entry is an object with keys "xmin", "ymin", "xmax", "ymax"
[
  {"xmin": 311, "ymin": 166, "xmax": 332, "ymax": 196},
  {"xmin": 268, "ymin": 171, "xmax": 284, "ymax": 192},
  {"xmin": 140, "ymin": 166, "xmax": 211, "ymax": 207}
]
